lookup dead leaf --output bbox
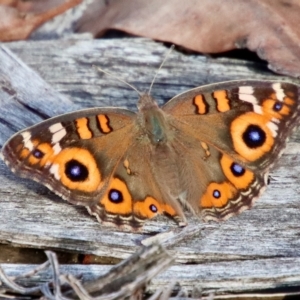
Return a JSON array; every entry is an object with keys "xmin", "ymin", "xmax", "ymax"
[
  {"xmin": 0, "ymin": 0, "xmax": 18, "ymax": 6},
  {"xmin": 15, "ymin": 0, "xmax": 67, "ymax": 14},
  {"xmin": 77, "ymin": 0, "xmax": 300, "ymax": 77},
  {"xmin": 0, "ymin": 0, "xmax": 82, "ymax": 41}
]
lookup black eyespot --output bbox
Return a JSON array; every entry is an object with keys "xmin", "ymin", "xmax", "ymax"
[
  {"xmin": 65, "ymin": 159, "xmax": 88, "ymax": 182},
  {"xmin": 108, "ymin": 189, "xmax": 123, "ymax": 203},
  {"xmin": 213, "ymin": 189, "xmax": 221, "ymax": 199},
  {"xmin": 230, "ymin": 162, "xmax": 245, "ymax": 177},
  {"xmin": 242, "ymin": 124, "xmax": 266, "ymax": 148},
  {"xmin": 32, "ymin": 149, "xmax": 44, "ymax": 159},
  {"xmin": 273, "ymin": 102, "xmax": 283, "ymax": 112},
  {"xmin": 149, "ymin": 204, "xmax": 158, "ymax": 213}
]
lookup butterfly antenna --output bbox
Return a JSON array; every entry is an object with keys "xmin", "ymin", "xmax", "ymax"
[
  {"xmin": 94, "ymin": 65, "xmax": 142, "ymax": 97},
  {"xmin": 148, "ymin": 45, "xmax": 175, "ymax": 95}
]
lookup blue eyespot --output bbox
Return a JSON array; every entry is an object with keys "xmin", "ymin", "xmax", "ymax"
[
  {"xmin": 273, "ymin": 102, "xmax": 283, "ymax": 112},
  {"xmin": 65, "ymin": 159, "xmax": 88, "ymax": 181},
  {"xmin": 149, "ymin": 204, "xmax": 158, "ymax": 213},
  {"xmin": 231, "ymin": 162, "xmax": 245, "ymax": 177},
  {"xmin": 109, "ymin": 189, "xmax": 123, "ymax": 203},
  {"xmin": 242, "ymin": 124, "xmax": 266, "ymax": 148},
  {"xmin": 213, "ymin": 189, "xmax": 221, "ymax": 199},
  {"xmin": 32, "ymin": 149, "xmax": 44, "ymax": 159}
]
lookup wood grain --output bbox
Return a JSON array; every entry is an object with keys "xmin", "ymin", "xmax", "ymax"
[{"xmin": 1, "ymin": 38, "xmax": 300, "ymax": 295}]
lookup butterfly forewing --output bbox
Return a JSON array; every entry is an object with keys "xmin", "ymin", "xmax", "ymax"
[
  {"xmin": 2, "ymin": 107, "xmax": 136, "ymax": 205},
  {"xmin": 163, "ymin": 80, "xmax": 300, "ymax": 170}
]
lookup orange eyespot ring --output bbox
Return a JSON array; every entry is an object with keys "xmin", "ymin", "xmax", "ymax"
[
  {"xmin": 53, "ymin": 148, "xmax": 101, "ymax": 192},
  {"xmin": 230, "ymin": 112, "xmax": 274, "ymax": 161},
  {"xmin": 100, "ymin": 178, "xmax": 132, "ymax": 214},
  {"xmin": 220, "ymin": 154, "xmax": 254, "ymax": 189},
  {"xmin": 200, "ymin": 182, "xmax": 236, "ymax": 208}
]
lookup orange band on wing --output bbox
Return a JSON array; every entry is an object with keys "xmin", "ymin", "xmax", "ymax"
[
  {"xmin": 20, "ymin": 148, "xmax": 30, "ymax": 159},
  {"xmin": 213, "ymin": 90, "xmax": 230, "ymax": 112},
  {"xmin": 193, "ymin": 94, "xmax": 208, "ymax": 114},
  {"xmin": 76, "ymin": 118, "xmax": 92, "ymax": 139},
  {"xmin": 97, "ymin": 115, "xmax": 112, "ymax": 133},
  {"xmin": 283, "ymin": 96, "xmax": 295, "ymax": 106}
]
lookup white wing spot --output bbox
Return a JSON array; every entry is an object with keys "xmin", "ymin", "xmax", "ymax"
[
  {"xmin": 272, "ymin": 83, "xmax": 285, "ymax": 102},
  {"xmin": 21, "ymin": 131, "xmax": 34, "ymax": 151},
  {"xmin": 271, "ymin": 117, "xmax": 280, "ymax": 124},
  {"xmin": 239, "ymin": 86, "xmax": 257, "ymax": 104},
  {"xmin": 253, "ymin": 105, "xmax": 263, "ymax": 114},
  {"xmin": 49, "ymin": 123, "xmax": 64, "ymax": 133},
  {"xmin": 49, "ymin": 123, "xmax": 67, "ymax": 143},
  {"xmin": 239, "ymin": 94, "xmax": 257, "ymax": 104},
  {"xmin": 267, "ymin": 121, "xmax": 278, "ymax": 137},
  {"xmin": 239, "ymin": 86, "xmax": 254, "ymax": 94},
  {"xmin": 52, "ymin": 143, "xmax": 62, "ymax": 155},
  {"xmin": 50, "ymin": 163, "xmax": 60, "ymax": 180}
]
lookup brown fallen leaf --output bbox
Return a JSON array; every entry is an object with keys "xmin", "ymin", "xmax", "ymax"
[
  {"xmin": 0, "ymin": 0, "xmax": 82, "ymax": 41},
  {"xmin": 0, "ymin": 0, "xmax": 18, "ymax": 6},
  {"xmin": 76, "ymin": 0, "xmax": 300, "ymax": 77},
  {"xmin": 15, "ymin": 0, "xmax": 67, "ymax": 14}
]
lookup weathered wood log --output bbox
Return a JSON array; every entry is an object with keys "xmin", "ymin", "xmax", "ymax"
[{"xmin": 0, "ymin": 38, "xmax": 300, "ymax": 296}]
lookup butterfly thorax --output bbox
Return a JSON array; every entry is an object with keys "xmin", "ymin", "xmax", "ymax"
[{"xmin": 137, "ymin": 94, "xmax": 170, "ymax": 145}]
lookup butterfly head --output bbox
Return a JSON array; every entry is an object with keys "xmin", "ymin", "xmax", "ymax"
[{"xmin": 137, "ymin": 94, "xmax": 169, "ymax": 144}]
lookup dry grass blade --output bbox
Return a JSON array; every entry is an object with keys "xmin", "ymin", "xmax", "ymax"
[
  {"xmin": 65, "ymin": 244, "xmax": 174, "ymax": 299},
  {"xmin": 141, "ymin": 223, "xmax": 205, "ymax": 248},
  {"xmin": 0, "ymin": 244, "xmax": 174, "ymax": 299},
  {"xmin": 41, "ymin": 251, "xmax": 72, "ymax": 300},
  {"xmin": 61, "ymin": 274, "xmax": 92, "ymax": 300},
  {"xmin": 0, "ymin": 265, "xmax": 42, "ymax": 295},
  {"xmin": 12, "ymin": 261, "xmax": 50, "ymax": 281},
  {"xmin": 0, "ymin": 251, "xmax": 71, "ymax": 298}
]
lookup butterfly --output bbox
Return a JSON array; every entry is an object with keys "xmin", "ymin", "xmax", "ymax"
[{"xmin": 1, "ymin": 74, "xmax": 300, "ymax": 231}]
